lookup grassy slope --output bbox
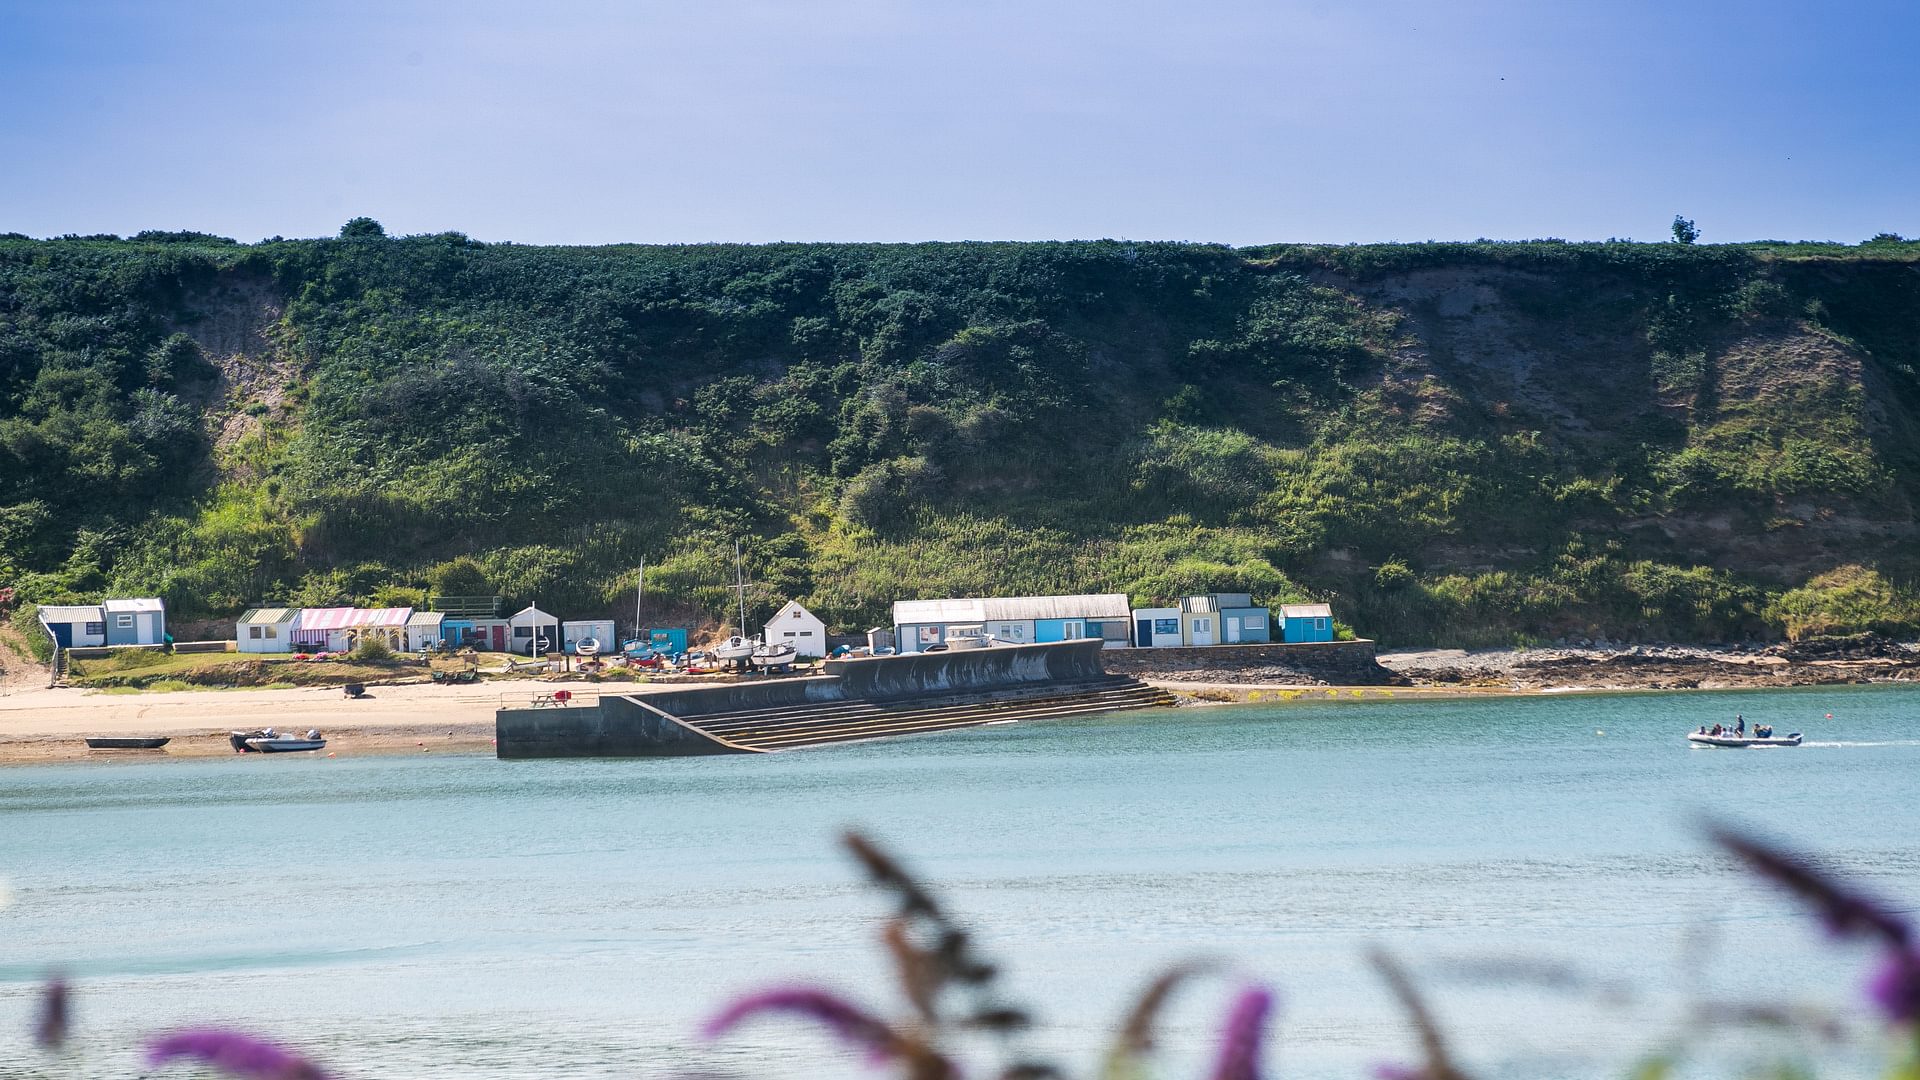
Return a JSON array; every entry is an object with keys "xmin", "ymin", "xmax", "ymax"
[{"xmin": 3, "ymin": 232, "xmax": 1919, "ymax": 646}]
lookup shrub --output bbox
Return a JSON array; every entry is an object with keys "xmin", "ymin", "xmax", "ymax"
[
  {"xmin": 350, "ymin": 637, "xmax": 394, "ymax": 662},
  {"xmin": 1768, "ymin": 565, "xmax": 1920, "ymax": 640}
]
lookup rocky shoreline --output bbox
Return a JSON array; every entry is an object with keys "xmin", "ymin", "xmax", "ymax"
[{"xmin": 1377, "ymin": 637, "xmax": 1920, "ymax": 692}]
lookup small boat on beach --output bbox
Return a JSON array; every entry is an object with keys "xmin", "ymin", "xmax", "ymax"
[
  {"xmin": 246, "ymin": 730, "xmax": 327, "ymax": 753},
  {"xmin": 576, "ymin": 637, "xmax": 601, "ymax": 657},
  {"xmin": 1687, "ymin": 730, "xmax": 1803, "ymax": 748},
  {"xmin": 84, "ymin": 737, "xmax": 171, "ymax": 750},
  {"xmin": 231, "ymin": 728, "xmax": 327, "ymax": 753}
]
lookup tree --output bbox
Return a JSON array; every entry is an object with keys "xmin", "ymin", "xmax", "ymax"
[
  {"xmin": 428, "ymin": 557, "xmax": 492, "ymax": 597},
  {"xmin": 339, "ymin": 217, "xmax": 387, "ymax": 239},
  {"xmin": 1671, "ymin": 216, "xmax": 1699, "ymax": 245}
]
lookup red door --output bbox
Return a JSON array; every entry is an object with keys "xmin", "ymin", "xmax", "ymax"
[{"xmin": 492, "ymin": 626, "xmax": 506, "ymax": 650}]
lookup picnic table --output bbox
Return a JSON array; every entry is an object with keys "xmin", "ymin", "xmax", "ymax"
[{"xmin": 530, "ymin": 689, "xmax": 574, "ymax": 708}]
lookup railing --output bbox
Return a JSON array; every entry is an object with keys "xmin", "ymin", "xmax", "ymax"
[{"xmin": 430, "ymin": 595, "xmax": 504, "ymax": 617}]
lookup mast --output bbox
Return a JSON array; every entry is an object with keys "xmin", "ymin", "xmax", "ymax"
[
  {"xmin": 634, "ymin": 559, "xmax": 645, "ymax": 641},
  {"xmin": 733, "ymin": 539, "xmax": 747, "ymax": 637}
]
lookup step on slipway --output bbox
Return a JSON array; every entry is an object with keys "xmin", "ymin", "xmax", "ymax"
[{"xmin": 669, "ymin": 677, "xmax": 1175, "ymax": 752}]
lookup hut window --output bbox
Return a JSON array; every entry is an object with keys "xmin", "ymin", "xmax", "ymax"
[
  {"xmin": 1153, "ymin": 619, "xmax": 1178, "ymax": 635},
  {"xmin": 116, "ymin": 613, "xmax": 134, "ymax": 628},
  {"xmin": 1315, "ymin": 618, "xmax": 1328, "ymax": 631},
  {"xmin": 249, "ymin": 626, "xmax": 263, "ymax": 639},
  {"xmin": 265, "ymin": 627, "xmax": 276, "ymax": 639},
  {"xmin": 85, "ymin": 621, "xmax": 105, "ymax": 635},
  {"xmin": 1245, "ymin": 614, "xmax": 1266, "ymax": 629}
]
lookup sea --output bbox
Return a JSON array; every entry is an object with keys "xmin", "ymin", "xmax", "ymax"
[{"xmin": 2, "ymin": 685, "xmax": 1918, "ymax": 1080}]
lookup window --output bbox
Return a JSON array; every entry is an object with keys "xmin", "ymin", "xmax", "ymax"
[
  {"xmin": 514, "ymin": 626, "xmax": 533, "ymax": 638},
  {"xmin": 784, "ymin": 631, "xmax": 797, "ymax": 638},
  {"xmin": 1244, "ymin": 614, "xmax": 1267, "ymax": 630},
  {"xmin": 84, "ymin": 621, "xmax": 104, "ymax": 635},
  {"xmin": 799, "ymin": 630, "xmax": 813, "ymax": 636},
  {"xmin": 1195, "ymin": 618, "xmax": 1212, "ymax": 632},
  {"xmin": 116, "ymin": 614, "xmax": 134, "ymax": 628},
  {"xmin": 1063, "ymin": 620, "xmax": 1085, "ymax": 639},
  {"xmin": 1153, "ymin": 618, "xmax": 1178, "ymax": 635},
  {"xmin": 265, "ymin": 627, "xmax": 277, "ymax": 639},
  {"xmin": 1316, "ymin": 618, "xmax": 1328, "ymax": 631},
  {"xmin": 249, "ymin": 626, "xmax": 263, "ymax": 639}
]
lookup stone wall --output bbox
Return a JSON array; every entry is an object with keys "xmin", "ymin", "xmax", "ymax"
[{"xmin": 1099, "ymin": 639, "xmax": 1403, "ymax": 686}]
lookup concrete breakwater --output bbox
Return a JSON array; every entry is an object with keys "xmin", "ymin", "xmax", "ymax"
[
  {"xmin": 495, "ymin": 639, "xmax": 1173, "ymax": 758},
  {"xmin": 1100, "ymin": 639, "xmax": 1403, "ymax": 686}
]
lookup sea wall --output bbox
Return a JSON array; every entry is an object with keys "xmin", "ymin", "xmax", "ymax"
[
  {"xmin": 1099, "ymin": 639, "xmax": 1403, "ymax": 686},
  {"xmin": 495, "ymin": 639, "xmax": 1113, "ymax": 758}
]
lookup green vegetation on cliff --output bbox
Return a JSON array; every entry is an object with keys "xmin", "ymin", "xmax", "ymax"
[{"xmin": 3, "ymin": 228, "xmax": 1918, "ymax": 644}]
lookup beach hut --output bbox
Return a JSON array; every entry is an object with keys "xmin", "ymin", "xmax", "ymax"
[
  {"xmin": 1131, "ymin": 606, "xmax": 1181, "ymax": 648},
  {"xmin": 236, "ymin": 608, "xmax": 299, "ymax": 653},
  {"xmin": 406, "ymin": 610, "xmax": 446, "ymax": 651},
  {"xmin": 1280, "ymin": 603, "xmax": 1335, "ymax": 643},
  {"xmin": 893, "ymin": 594, "xmax": 1132, "ymax": 653},
  {"xmin": 561, "ymin": 618, "xmax": 616, "ymax": 653},
  {"xmin": 289, "ymin": 607, "xmax": 411, "ymax": 653},
  {"xmin": 1178, "ymin": 595, "xmax": 1219, "ymax": 646},
  {"xmin": 102, "ymin": 598, "xmax": 166, "ymax": 646},
  {"xmin": 37, "ymin": 605, "xmax": 105, "ymax": 649},
  {"xmin": 763, "ymin": 600, "xmax": 828, "ymax": 658},
  {"xmin": 509, "ymin": 603, "xmax": 560, "ymax": 656},
  {"xmin": 1178, "ymin": 593, "xmax": 1271, "ymax": 645}
]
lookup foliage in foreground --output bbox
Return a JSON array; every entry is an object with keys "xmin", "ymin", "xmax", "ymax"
[
  {"xmin": 18, "ymin": 826, "xmax": 1920, "ymax": 1079},
  {"xmin": 4, "ymin": 232, "xmax": 1920, "ymax": 644}
]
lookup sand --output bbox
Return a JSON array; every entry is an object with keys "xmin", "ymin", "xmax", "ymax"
[{"xmin": 0, "ymin": 680, "xmax": 615, "ymax": 765}]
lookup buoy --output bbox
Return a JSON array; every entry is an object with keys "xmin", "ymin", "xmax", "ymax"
[
  {"xmin": 1596, "ymin": 729, "xmax": 1605, "ymax": 736},
  {"xmin": 1826, "ymin": 713, "xmax": 1834, "ymax": 719}
]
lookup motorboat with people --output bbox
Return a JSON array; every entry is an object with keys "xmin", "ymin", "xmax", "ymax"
[
  {"xmin": 1687, "ymin": 716, "xmax": 1802, "ymax": 748},
  {"xmin": 230, "ymin": 728, "xmax": 327, "ymax": 753}
]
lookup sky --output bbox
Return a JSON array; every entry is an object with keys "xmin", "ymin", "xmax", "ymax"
[{"xmin": 2, "ymin": 0, "xmax": 1916, "ymax": 246}]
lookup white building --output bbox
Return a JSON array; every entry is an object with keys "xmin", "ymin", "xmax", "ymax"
[
  {"xmin": 763, "ymin": 600, "xmax": 828, "ymax": 658},
  {"xmin": 1130, "ymin": 606, "xmax": 1182, "ymax": 648},
  {"xmin": 102, "ymin": 597, "xmax": 166, "ymax": 646},
  {"xmin": 37, "ymin": 605, "xmax": 105, "ymax": 649},
  {"xmin": 236, "ymin": 608, "xmax": 299, "ymax": 653},
  {"xmin": 892, "ymin": 594, "xmax": 1133, "ymax": 653},
  {"xmin": 561, "ymin": 619, "xmax": 616, "ymax": 654},
  {"xmin": 508, "ymin": 603, "xmax": 560, "ymax": 655},
  {"xmin": 405, "ymin": 610, "xmax": 446, "ymax": 651}
]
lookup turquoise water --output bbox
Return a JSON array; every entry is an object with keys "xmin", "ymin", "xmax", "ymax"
[{"xmin": 3, "ymin": 686, "xmax": 1918, "ymax": 1079}]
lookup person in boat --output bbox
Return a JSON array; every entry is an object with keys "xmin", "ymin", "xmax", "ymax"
[
  {"xmin": 1697, "ymin": 726, "xmax": 1707, "ymax": 735},
  {"xmin": 1735, "ymin": 715, "xmax": 1745, "ymax": 736},
  {"xmin": 1709, "ymin": 723, "xmax": 1722, "ymax": 736},
  {"xmin": 1756, "ymin": 724, "xmax": 1772, "ymax": 738}
]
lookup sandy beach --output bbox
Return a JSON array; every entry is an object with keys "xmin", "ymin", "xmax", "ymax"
[{"xmin": 0, "ymin": 679, "xmax": 608, "ymax": 764}]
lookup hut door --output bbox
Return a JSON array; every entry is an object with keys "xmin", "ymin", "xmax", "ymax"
[
  {"xmin": 1226, "ymin": 617, "xmax": 1242, "ymax": 643},
  {"xmin": 492, "ymin": 626, "xmax": 506, "ymax": 650}
]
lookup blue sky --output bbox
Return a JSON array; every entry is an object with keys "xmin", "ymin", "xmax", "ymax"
[{"xmin": 2, "ymin": 0, "xmax": 1915, "ymax": 245}]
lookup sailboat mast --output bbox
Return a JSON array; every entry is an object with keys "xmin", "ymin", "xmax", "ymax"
[
  {"xmin": 733, "ymin": 539, "xmax": 747, "ymax": 636},
  {"xmin": 634, "ymin": 559, "xmax": 645, "ymax": 640}
]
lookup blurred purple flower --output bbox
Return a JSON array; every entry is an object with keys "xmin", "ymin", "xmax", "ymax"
[
  {"xmin": 1867, "ymin": 950, "xmax": 1920, "ymax": 1024},
  {"xmin": 1708, "ymin": 825, "xmax": 1911, "ymax": 947},
  {"xmin": 34, "ymin": 976, "xmax": 69, "ymax": 1050},
  {"xmin": 1208, "ymin": 986, "xmax": 1275, "ymax": 1080},
  {"xmin": 702, "ymin": 987, "xmax": 900, "ymax": 1061},
  {"xmin": 146, "ymin": 1029, "xmax": 329, "ymax": 1079}
]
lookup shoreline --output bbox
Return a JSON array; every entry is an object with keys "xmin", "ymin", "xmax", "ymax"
[{"xmin": 4, "ymin": 642, "xmax": 1917, "ymax": 765}]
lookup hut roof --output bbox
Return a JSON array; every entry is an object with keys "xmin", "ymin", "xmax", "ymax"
[{"xmin": 893, "ymin": 593, "xmax": 1131, "ymax": 624}]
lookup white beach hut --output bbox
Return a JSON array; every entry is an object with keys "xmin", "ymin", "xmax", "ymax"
[{"xmin": 763, "ymin": 600, "xmax": 828, "ymax": 658}]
